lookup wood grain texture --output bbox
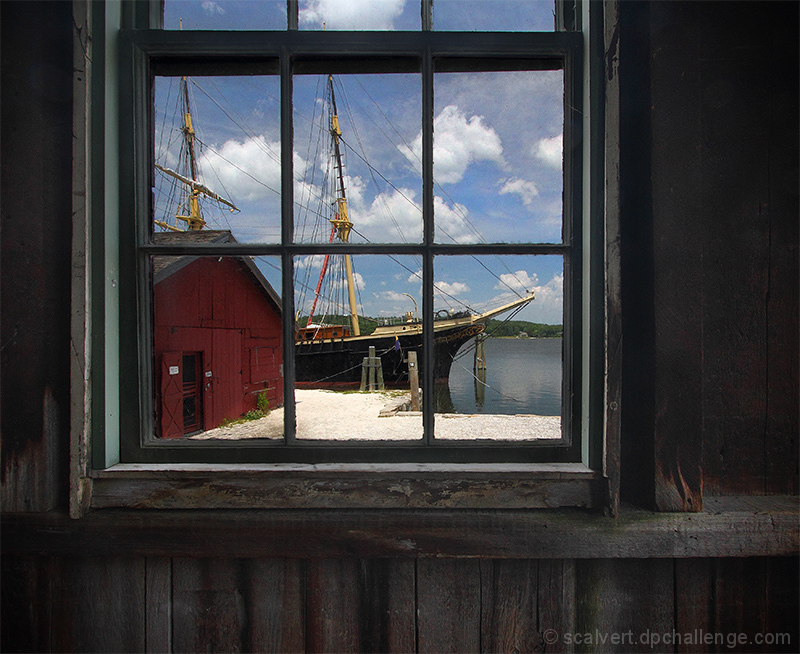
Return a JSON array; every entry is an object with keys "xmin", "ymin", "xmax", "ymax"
[
  {"xmin": 3, "ymin": 496, "xmax": 797, "ymax": 560},
  {"xmin": 479, "ymin": 559, "xmax": 577, "ymax": 654},
  {"xmin": 90, "ymin": 468, "xmax": 600, "ymax": 510},
  {"xmin": 603, "ymin": 0, "xmax": 623, "ymax": 518},
  {"xmin": 537, "ymin": 559, "xmax": 578, "ymax": 654},
  {"xmin": 307, "ymin": 559, "xmax": 415, "ymax": 653},
  {"xmin": 696, "ymin": 2, "xmax": 799, "ymax": 497},
  {"xmin": 0, "ymin": 555, "xmax": 54, "ymax": 653},
  {"xmin": 50, "ymin": 557, "xmax": 146, "ymax": 653},
  {"xmin": 172, "ymin": 558, "xmax": 305, "ymax": 653},
  {"xmin": 575, "ymin": 559, "xmax": 673, "ymax": 653},
  {"xmin": 763, "ymin": 7, "xmax": 799, "ymax": 496},
  {"xmin": 417, "ymin": 559, "xmax": 480, "ymax": 653},
  {"xmin": 0, "ymin": 0, "xmax": 72, "ymax": 513},
  {"xmin": 649, "ymin": 0, "xmax": 703, "ymax": 512},
  {"xmin": 674, "ymin": 559, "xmax": 714, "ymax": 654},
  {"xmin": 677, "ymin": 557, "xmax": 799, "ymax": 654},
  {"xmin": 145, "ymin": 557, "xmax": 172, "ymax": 654},
  {"xmin": 480, "ymin": 560, "xmax": 541, "ymax": 653}
]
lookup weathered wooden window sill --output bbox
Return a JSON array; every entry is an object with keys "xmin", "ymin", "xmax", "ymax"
[
  {"xmin": 89, "ymin": 463, "xmax": 602, "ymax": 510},
  {"xmin": 2, "ymin": 496, "xmax": 796, "ymax": 559}
]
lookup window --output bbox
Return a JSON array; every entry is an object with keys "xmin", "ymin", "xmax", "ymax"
[{"xmin": 79, "ymin": 0, "xmax": 612, "ymax": 510}]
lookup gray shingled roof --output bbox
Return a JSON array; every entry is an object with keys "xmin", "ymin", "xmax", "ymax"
[{"xmin": 152, "ymin": 230, "xmax": 235, "ymax": 277}]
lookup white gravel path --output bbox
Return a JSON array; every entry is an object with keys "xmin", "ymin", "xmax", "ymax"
[{"xmin": 191, "ymin": 389, "xmax": 560, "ymax": 441}]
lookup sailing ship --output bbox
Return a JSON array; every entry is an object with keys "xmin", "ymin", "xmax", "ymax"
[{"xmin": 155, "ymin": 74, "xmax": 535, "ymax": 389}]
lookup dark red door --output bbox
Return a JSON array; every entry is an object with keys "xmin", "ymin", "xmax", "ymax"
[
  {"xmin": 160, "ymin": 351, "xmax": 204, "ymax": 438},
  {"xmin": 161, "ymin": 352, "xmax": 183, "ymax": 439},
  {"xmin": 181, "ymin": 352, "xmax": 203, "ymax": 434}
]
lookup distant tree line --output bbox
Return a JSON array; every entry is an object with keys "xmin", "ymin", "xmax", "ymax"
[{"xmin": 485, "ymin": 319, "xmax": 563, "ymax": 338}]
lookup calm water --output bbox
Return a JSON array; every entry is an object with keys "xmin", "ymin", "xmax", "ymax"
[{"xmin": 436, "ymin": 338, "xmax": 562, "ymax": 416}]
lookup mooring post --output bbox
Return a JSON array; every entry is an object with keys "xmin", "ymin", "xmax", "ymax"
[
  {"xmin": 474, "ymin": 334, "xmax": 487, "ymax": 372},
  {"xmin": 368, "ymin": 346, "xmax": 376, "ymax": 390},
  {"xmin": 360, "ymin": 346, "xmax": 384, "ymax": 391},
  {"xmin": 408, "ymin": 350, "xmax": 420, "ymax": 411}
]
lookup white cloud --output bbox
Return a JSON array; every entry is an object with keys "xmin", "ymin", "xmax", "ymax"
[
  {"xmin": 499, "ymin": 178, "xmax": 539, "ymax": 206},
  {"xmin": 400, "ymin": 105, "xmax": 504, "ymax": 185},
  {"xmin": 299, "ymin": 0, "xmax": 405, "ymax": 30},
  {"xmin": 491, "ymin": 271, "xmax": 563, "ymax": 324},
  {"xmin": 434, "ymin": 196, "xmax": 480, "ymax": 244},
  {"xmin": 434, "ymin": 281, "xmax": 470, "ymax": 296},
  {"xmin": 198, "ymin": 136, "xmax": 282, "ymax": 202},
  {"xmin": 535, "ymin": 133, "xmax": 563, "ymax": 168},
  {"xmin": 295, "ymin": 255, "xmax": 326, "ymax": 271},
  {"xmin": 201, "ymin": 1, "xmax": 225, "ymax": 15},
  {"xmin": 494, "ymin": 270, "xmax": 538, "ymax": 294},
  {"xmin": 378, "ymin": 290, "xmax": 411, "ymax": 303}
]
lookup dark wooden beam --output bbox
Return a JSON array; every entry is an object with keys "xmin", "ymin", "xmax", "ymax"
[{"xmin": 2, "ymin": 496, "xmax": 796, "ymax": 560}]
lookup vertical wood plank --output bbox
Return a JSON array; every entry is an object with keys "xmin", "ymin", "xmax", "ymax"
[
  {"xmin": 306, "ymin": 559, "xmax": 362, "ymax": 653},
  {"xmin": 678, "ymin": 557, "xmax": 799, "ymax": 653},
  {"xmin": 697, "ymin": 3, "xmax": 797, "ymax": 496},
  {"xmin": 0, "ymin": 0, "xmax": 72, "ymax": 513},
  {"xmin": 764, "ymin": 557, "xmax": 800, "ymax": 653},
  {"xmin": 764, "ymin": 5, "xmax": 799, "ymax": 496},
  {"xmin": 172, "ymin": 558, "xmax": 306, "ymax": 653},
  {"xmin": 603, "ymin": 0, "xmax": 623, "ymax": 517},
  {"xmin": 145, "ymin": 557, "xmax": 172, "ymax": 654},
  {"xmin": 480, "ymin": 560, "xmax": 540, "ymax": 653},
  {"xmin": 649, "ymin": 0, "xmax": 703, "ymax": 511},
  {"xmin": 617, "ymin": 0, "xmax": 656, "ymax": 509},
  {"xmin": 674, "ymin": 559, "xmax": 714, "ymax": 654},
  {"xmin": 356, "ymin": 559, "xmax": 416, "ymax": 654},
  {"xmin": 538, "ymin": 559, "xmax": 577, "ymax": 654},
  {"xmin": 479, "ymin": 559, "xmax": 577, "ymax": 653},
  {"xmin": 51, "ymin": 557, "xmax": 146, "ymax": 653},
  {"xmin": 575, "ymin": 559, "xmax": 673, "ymax": 653},
  {"xmin": 417, "ymin": 558, "xmax": 480, "ymax": 654},
  {"xmin": 306, "ymin": 559, "xmax": 415, "ymax": 654},
  {"xmin": 172, "ymin": 558, "xmax": 243, "ymax": 654},
  {"xmin": 247, "ymin": 559, "xmax": 306, "ymax": 653},
  {"xmin": 712, "ymin": 558, "xmax": 769, "ymax": 653},
  {"xmin": 0, "ymin": 554, "xmax": 53, "ymax": 653}
]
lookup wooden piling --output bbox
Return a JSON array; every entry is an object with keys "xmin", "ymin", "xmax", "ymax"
[{"xmin": 408, "ymin": 351, "xmax": 420, "ymax": 411}]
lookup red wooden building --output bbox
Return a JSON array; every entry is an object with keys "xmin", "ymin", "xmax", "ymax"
[{"xmin": 153, "ymin": 231, "xmax": 283, "ymax": 438}]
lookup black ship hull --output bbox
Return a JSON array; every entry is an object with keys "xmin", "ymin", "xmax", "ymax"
[{"xmin": 295, "ymin": 322, "xmax": 485, "ymax": 388}]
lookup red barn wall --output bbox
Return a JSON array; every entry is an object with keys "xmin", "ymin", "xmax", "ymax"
[{"xmin": 154, "ymin": 257, "xmax": 283, "ymax": 435}]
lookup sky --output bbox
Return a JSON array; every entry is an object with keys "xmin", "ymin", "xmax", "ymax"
[{"xmin": 155, "ymin": 0, "xmax": 564, "ymax": 325}]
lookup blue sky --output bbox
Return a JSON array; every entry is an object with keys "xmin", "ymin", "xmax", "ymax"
[{"xmin": 155, "ymin": 0, "xmax": 564, "ymax": 325}]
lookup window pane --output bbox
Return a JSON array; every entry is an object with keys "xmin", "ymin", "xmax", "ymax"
[
  {"xmin": 163, "ymin": 1, "xmax": 287, "ymax": 30},
  {"xmin": 298, "ymin": 0, "xmax": 421, "ymax": 30},
  {"xmin": 152, "ymin": 254, "xmax": 284, "ymax": 441},
  {"xmin": 293, "ymin": 73, "xmax": 422, "ymax": 244},
  {"xmin": 433, "ymin": 255, "xmax": 563, "ymax": 440},
  {"xmin": 154, "ymin": 75, "xmax": 281, "ymax": 243},
  {"xmin": 433, "ymin": 69, "xmax": 564, "ymax": 243},
  {"xmin": 434, "ymin": 0, "xmax": 555, "ymax": 31},
  {"xmin": 294, "ymin": 254, "xmax": 423, "ymax": 441}
]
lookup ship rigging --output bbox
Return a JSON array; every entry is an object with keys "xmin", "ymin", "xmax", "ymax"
[{"xmin": 153, "ymin": 72, "xmax": 536, "ymax": 387}]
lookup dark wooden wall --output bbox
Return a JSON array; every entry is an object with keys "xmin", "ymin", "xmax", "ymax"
[
  {"xmin": 1, "ymin": 1, "xmax": 798, "ymax": 653},
  {"xmin": 619, "ymin": 0, "xmax": 799, "ymax": 506},
  {"xmin": 3, "ymin": 555, "xmax": 798, "ymax": 653}
]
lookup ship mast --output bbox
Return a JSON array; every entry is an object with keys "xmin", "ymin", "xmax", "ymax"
[
  {"xmin": 309, "ymin": 76, "xmax": 360, "ymax": 336},
  {"xmin": 180, "ymin": 75, "xmax": 204, "ymax": 230},
  {"xmin": 154, "ymin": 75, "xmax": 239, "ymax": 232}
]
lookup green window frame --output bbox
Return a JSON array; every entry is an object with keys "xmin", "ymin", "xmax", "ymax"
[{"xmin": 78, "ymin": 0, "xmax": 612, "ymax": 511}]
